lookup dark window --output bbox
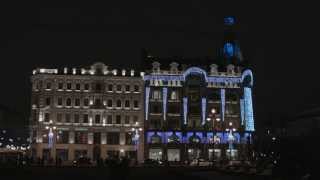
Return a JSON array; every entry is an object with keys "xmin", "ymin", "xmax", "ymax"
[
  {"xmin": 116, "ymin": 115, "xmax": 121, "ymax": 124},
  {"xmin": 125, "ymin": 132, "xmax": 133, "ymax": 145},
  {"xmin": 83, "ymin": 114, "xmax": 89, "ymax": 123},
  {"xmin": 107, "ymin": 100, "xmax": 113, "ymax": 107},
  {"xmin": 74, "ymin": 114, "xmax": 79, "ymax": 123},
  {"xmin": 107, "ymin": 132, "xmax": 119, "ymax": 145},
  {"xmin": 66, "ymin": 98, "xmax": 72, "ymax": 106},
  {"xmin": 95, "ymin": 99, "xmax": 102, "ymax": 106},
  {"xmin": 65, "ymin": 114, "xmax": 71, "ymax": 123},
  {"xmin": 84, "ymin": 98, "xmax": 89, "ymax": 106},
  {"xmin": 46, "ymin": 83, "xmax": 51, "ymax": 89},
  {"xmin": 76, "ymin": 83, "xmax": 81, "ymax": 90},
  {"xmin": 57, "ymin": 131, "xmax": 69, "ymax": 144},
  {"xmin": 94, "ymin": 132, "xmax": 101, "ymax": 144},
  {"xmin": 75, "ymin": 98, "xmax": 80, "ymax": 106},
  {"xmin": 95, "ymin": 114, "xmax": 101, "ymax": 124},
  {"xmin": 116, "ymin": 100, "xmax": 121, "ymax": 108},
  {"xmin": 58, "ymin": 98, "xmax": 63, "ymax": 106},
  {"xmin": 134, "ymin": 85, "xmax": 139, "ymax": 92},
  {"xmin": 134, "ymin": 100, "xmax": 139, "ymax": 108},
  {"xmin": 133, "ymin": 116, "xmax": 138, "ymax": 124},
  {"xmin": 44, "ymin": 113, "xmax": 50, "ymax": 122},
  {"xmin": 57, "ymin": 113, "xmax": 62, "ymax": 122},
  {"xmin": 117, "ymin": 85, "xmax": 122, "ymax": 92},
  {"xmin": 84, "ymin": 84, "xmax": 89, "ymax": 90},
  {"xmin": 125, "ymin": 85, "xmax": 130, "ymax": 92},
  {"xmin": 125, "ymin": 100, "xmax": 130, "ymax": 108},
  {"xmin": 45, "ymin": 98, "xmax": 51, "ymax": 106},
  {"xmin": 58, "ymin": 83, "xmax": 63, "ymax": 90},
  {"xmin": 75, "ymin": 131, "xmax": 88, "ymax": 144},
  {"xmin": 107, "ymin": 115, "xmax": 112, "ymax": 124},
  {"xmin": 108, "ymin": 84, "xmax": 113, "ymax": 91},
  {"xmin": 125, "ymin": 116, "xmax": 130, "ymax": 124},
  {"xmin": 67, "ymin": 83, "xmax": 72, "ymax": 90}
]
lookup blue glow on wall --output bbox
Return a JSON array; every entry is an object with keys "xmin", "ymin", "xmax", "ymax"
[
  {"xmin": 224, "ymin": 16, "xmax": 235, "ymax": 25},
  {"xmin": 143, "ymin": 74, "xmax": 242, "ymax": 84},
  {"xmin": 201, "ymin": 98, "xmax": 207, "ymax": 125},
  {"xmin": 183, "ymin": 67, "xmax": 208, "ymax": 82},
  {"xmin": 146, "ymin": 131, "xmax": 154, "ymax": 143},
  {"xmin": 242, "ymin": 69, "xmax": 254, "ymax": 86},
  {"xmin": 244, "ymin": 87, "xmax": 255, "ymax": 131},
  {"xmin": 145, "ymin": 87, "xmax": 150, "ymax": 120},
  {"xmin": 183, "ymin": 97, "xmax": 188, "ymax": 125},
  {"xmin": 240, "ymin": 99, "xmax": 244, "ymax": 125},
  {"xmin": 224, "ymin": 43, "xmax": 234, "ymax": 58},
  {"xmin": 220, "ymin": 89, "xmax": 225, "ymax": 121},
  {"xmin": 162, "ymin": 87, "xmax": 167, "ymax": 121}
]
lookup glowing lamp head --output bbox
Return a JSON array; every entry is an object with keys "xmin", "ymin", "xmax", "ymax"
[
  {"xmin": 216, "ymin": 118, "xmax": 221, "ymax": 122},
  {"xmin": 206, "ymin": 118, "xmax": 211, "ymax": 122},
  {"xmin": 229, "ymin": 122, "xmax": 233, "ymax": 126},
  {"xmin": 45, "ymin": 126, "xmax": 49, "ymax": 130},
  {"xmin": 139, "ymin": 128, "xmax": 143, "ymax": 131},
  {"xmin": 211, "ymin": 108, "xmax": 216, "ymax": 114}
]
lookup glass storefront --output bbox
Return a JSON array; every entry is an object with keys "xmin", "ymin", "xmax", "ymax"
[
  {"xmin": 167, "ymin": 149, "xmax": 180, "ymax": 161},
  {"xmin": 226, "ymin": 149, "xmax": 238, "ymax": 160},
  {"xmin": 188, "ymin": 148, "xmax": 201, "ymax": 160},
  {"xmin": 149, "ymin": 148, "xmax": 162, "ymax": 160}
]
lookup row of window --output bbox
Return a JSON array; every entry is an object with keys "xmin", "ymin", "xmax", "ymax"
[
  {"xmin": 43, "ymin": 113, "xmax": 139, "ymax": 124},
  {"xmin": 39, "ymin": 131, "xmax": 134, "ymax": 145},
  {"xmin": 35, "ymin": 82, "xmax": 140, "ymax": 93},
  {"xmin": 151, "ymin": 90, "xmax": 179, "ymax": 100},
  {"xmin": 44, "ymin": 97, "xmax": 140, "ymax": 109}
]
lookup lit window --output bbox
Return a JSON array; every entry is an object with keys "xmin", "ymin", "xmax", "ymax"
[{"xmin": 171, "ymin": 91, "xmax": 177, "ymax": 100}]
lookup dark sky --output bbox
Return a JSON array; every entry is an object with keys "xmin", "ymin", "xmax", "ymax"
[{"xmin": 1, "ymin": 2, "xmax": 319, "ymax": 128}]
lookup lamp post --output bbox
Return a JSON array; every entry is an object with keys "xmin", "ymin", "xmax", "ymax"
[
  {"xmin": 226, "ymin": 122, "xmax": 236, "ymax": 161},
  {"xmin": 131, "ymin": 122, "xmax": 143, "ymax": 161},
  {"xmin": 45, "ymin": 120, "xmax": 56, "ymax": 162}
]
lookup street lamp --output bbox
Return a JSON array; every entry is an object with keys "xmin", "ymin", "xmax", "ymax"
[
  {"xmin": 45, "ymin": 120, "xmax": 56, "ymax": 161},
  {"xmin": 131, "ymin": 122, "xmax": 143, "ymax": 161}
]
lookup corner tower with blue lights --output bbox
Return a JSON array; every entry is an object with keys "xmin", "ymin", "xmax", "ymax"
[{"xmin": 142, "ymin": 17, "xmax": 255, "ymax": 162}]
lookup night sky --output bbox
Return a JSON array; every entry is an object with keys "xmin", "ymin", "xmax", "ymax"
[{"xmin": 0, "ymin": 2, "xmax": 319, "ymax": 129}]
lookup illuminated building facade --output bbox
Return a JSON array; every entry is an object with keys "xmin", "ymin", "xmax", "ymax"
[
  {"xmin": 142, "ymin": 17, "xmax": 255, "ymax": 162},
  {"xmin": 29, "ymin": 63, "xmax": 145, "ymax": 163}
]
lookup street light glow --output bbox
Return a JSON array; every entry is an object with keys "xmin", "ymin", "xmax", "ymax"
[{"xmin": 211, "ymin": 108, "xmax": 216, "ymax": 114}]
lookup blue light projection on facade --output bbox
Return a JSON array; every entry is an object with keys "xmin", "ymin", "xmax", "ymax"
[
  {"xmin": 162, "ymin": 87, "xmax": 168, "ymax": 121},
  {"xmin": 224, "ymin": 43, "xmax": 234, "ymax": 58},
  {"xmin": 244, "ymin": 87, "xmax": 255, "ymax": 131},
  {"xmin": 220, "ymin": 89, "xmax": 225, "ymax": 121},
  {"xmin": 240, "ymin": 99, "xmax": 244, "ymax": 125},
  {"xmin": 224, "ymin": 16, "xmax": 235, "ymax": 25},
  {"xmin": 183, "ymin": 67, "xmax": 208, "ymax": 82},
  {"xmin": 183, "ymin": 97, "xmax": 188, "ymax": 125},
  {"xmin": 201, "ymin": 98, "xmax": 207, "ymax": 125},
  {"xmin": 241, "ymin": 69, "xmax": 253, "ymax": 86},
  {"xmin": 145, "ymin": 87, "xmax": 150, "ymax": 120}
]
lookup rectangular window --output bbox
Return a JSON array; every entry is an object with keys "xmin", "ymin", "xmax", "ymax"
[
  {"xmin": 76, "ymin": 83, "xmax": 81, "ymax": 90},
  {"xmin": 74, "ymin": 114, "xmax": 80, "ymax": 123},
  {"xmin": 44, "ymin": 113, "xmax": 50, "ymax": 122},
  {"xmin": 116, "ymin": 85, "xmax": 122, "ymax": 92},
  {"xmin": 116, "ymin": 115, "xmax": 121, "ymax": 124},
  {"xmin": 84, "ymin": 84, "xmax": 89, "ymax": 91},
  {"xmin": 108, "ymin": 84, "xmax": 113, "ymax": 92},
  {"xmin": 75, "ymin": 98, "xmax": 80, "ymax": 107},
  {"xmin": 125, "ymin": 85, "xmax": 130, "ymax": 92},
  {"xmin": 134, "ymin": 100, "xmax": 139, "ymax": 108},
  {"xmin": 83, "ymin": 114, "xmax": 89, "ymax": 123},
  {"xmin": 93, "ymin": 132, "xmax": 101, "ymax": 144},
  {"xmin": 134, "ymin": 85, "xmax": 139, "ymax": 92},
  {"xmin": 58, "ymin": 83, "xmax": 63, "ymax": 90},
  {"xmin": 95, "ymin": 114, "xmax": 101, "ymax": 124},
  {"xmin": 45, "ymin": 98, "xmax": 51, "ymax": 106},
  {"xmin": 84, "ymin": 98, "xmax": 89, "ymax": 106},
  {"xmin": 107, "ymin": 115, "xmax": 112, "ymax": 124},
  {"xmin": 58, "ymin": 98, "xmax": 63, "ymax": 106},
  {"xmin": 125, "ymin": 132, "xmax": 133, "ymax": 145},
  {"xmin": 57, "ymin": 131, "xmax": 69, "ymax": 144},
  {"xmin": 125, "ymin": 116, "xmax": 130, "ymax": 124},
  {"xmin": 57, "ymin": 113, "xmax": 62, "ymax": 122},
  {"xmin": 67, "ymin": 83, "xmax": 72, "ymax": 90},
  {"xmin": 65, "ymin": 113, "xmax": 71, "ymax": 123},
  {"xmin": 75, "ymin": 131, "xmax": 88, "ymax": 144},
  {"xmin": 46, "ymin": 83, "xmax": 51, "ymax": 90},
  {"xmin": 153, "ymin": 90, "xmax": 161, "ymax": 99},
  {"xmin": 107, "ymin": 132, "xmax": 119, "ymax": 145},
  {"xmin": 125, "ymin": 100, "xmax": 130, "ymax": 108},
  {"xmin": 107, "ymin": 100, "xmax": 113, "ymax": 107}
]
